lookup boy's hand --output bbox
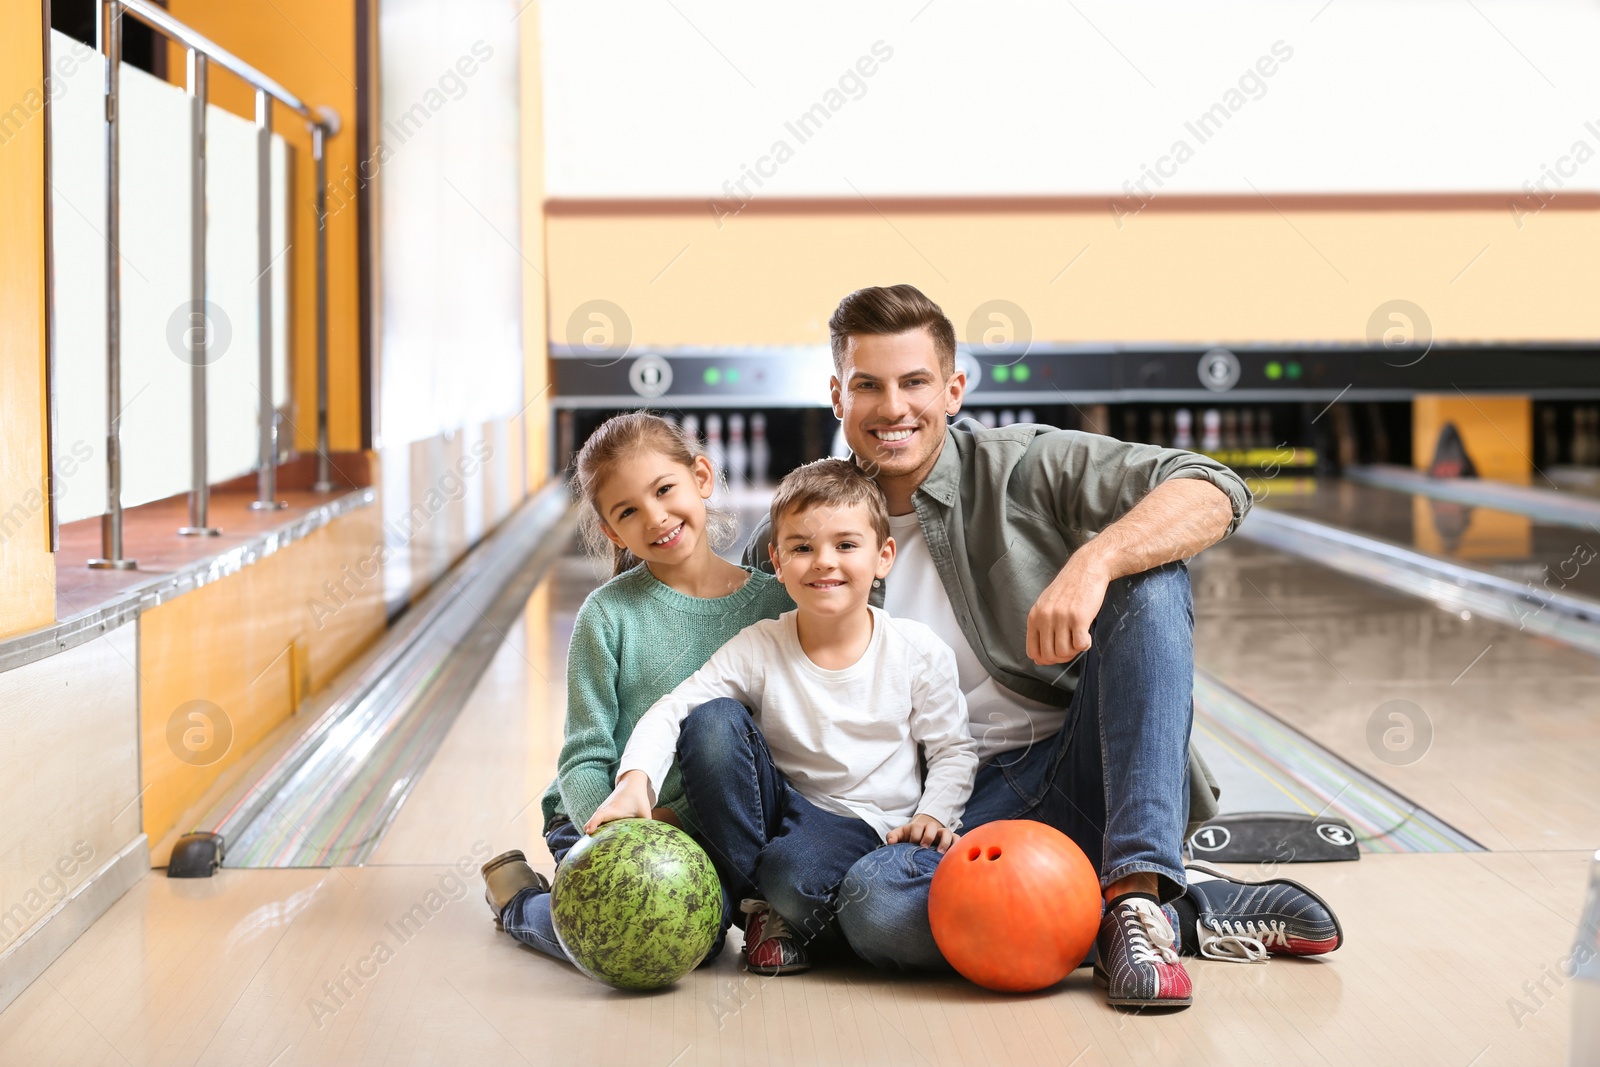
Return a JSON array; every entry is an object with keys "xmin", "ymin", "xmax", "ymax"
[
  {"xmin": 584, "ymin": 770, "xmax": 654, "ymax": 833},
  {"xmin": 886, "ymin": 814, "xmax": 958, "ymax": 852}
]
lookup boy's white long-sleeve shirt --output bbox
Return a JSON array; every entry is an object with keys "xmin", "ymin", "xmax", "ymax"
[{"xmin": 617, "ymin": 607, "xmax": 977, "ymax": 840}]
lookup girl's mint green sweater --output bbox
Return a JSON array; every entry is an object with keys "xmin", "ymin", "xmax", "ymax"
[{"xmin": 540, "ymin": 563, "xmax": 793, "ymax": 837}]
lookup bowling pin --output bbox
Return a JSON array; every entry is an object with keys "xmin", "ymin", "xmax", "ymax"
[
  {"xmin": 1259, "ymin": 408, "xmax": 1276, "ymax": 448},
  {"xmin": 1018, "ymin": 409, "xmax": 1036, "ymax": 424},
  {"xmin": 1221, "ymin": 409, "xmax": 1240, "ymax": 451},
  {"xmin": 1150, "ymin": 410, "xmax": 1166, "ymax": 448},
  {"xmin": 1173, "ymin": 408, "xmax": 1195, "ymax": 450},
  {"xmin": 750, "ymin": 414, "xmax": 771, "ymax": 487},
  {"xmin": 705, "ymin": 415, "xmax": 726, "ymax": 479},
  {"xmin": 1201, "ymin": 409, "xmax": 1222, "ymax": 452},
  {"xmin": 978, "ymin": 410, "xmax": 997, "ymax": 429},
  {"xmin": 999, "ymin": 410, "xmax": 1017, "ymax": 428},
  {"xmin": 1240, "ymin": 409, "xmax": 1256, "ymax": 451},
  {"xmin": 830, "ymin": 426, "xmax": 850, "ymax": 459},
  {"xmin": 1540, "ymin": 407, "xmax": 1560, "ymax": 467},
  {"xmin": 726, "ymin": 414, "xmax": 749, "ymax": 488},
  {"xmin": 681, "ymin": 413, "xmax": 700, "ymax": 448}
]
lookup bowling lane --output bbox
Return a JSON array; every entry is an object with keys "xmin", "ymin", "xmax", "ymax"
[
  {"xmin": 367, "ymin": 552, "xmax": 601, "ymax": 870},
  {"xmin": 1255, "ymin": 480, "xmax": 1600, "ymax": 602},
  {"xmin": 1190, "ymin": 535, "xmax": 1600, "ymax": 853}
]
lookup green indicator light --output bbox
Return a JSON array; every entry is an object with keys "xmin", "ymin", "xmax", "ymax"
[
  {"xmin": 992, "ymin": 365, "xmax": 1011, "ymax": 383},
  {"xmin": 704, "ymin": 367, "xmax": 721, "ymax": 385},
  {"xmin": 1013, "ymin": 364, "xmax": 1031, "ymax": 382},
  {"xmin": 726, "ymin": 367, "xmax": 740, "ymax": 384},
  {"xmin": 1287, "ymin": 361, "xmax": 1302, "ymax": 380},
  {"xmin": 1265, "ymin": 361, "xmax": 1283, "ymax": 380}
]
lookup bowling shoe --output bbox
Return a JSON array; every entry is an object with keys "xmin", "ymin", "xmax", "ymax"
[
  {"xmin": 482, "ymin": 849, "xmax": 549, "ymax": 927},
  {"xmin": 1182, "ymin": 861, "xmax": 1343, "ymax": 960},
  {"xmin": 739, "ymin": 899, "xmax": 811, "ymax": 976},
  {"xmin": 1092, "ymin": 897, "xmax": 1193, "ymax": 1009}
]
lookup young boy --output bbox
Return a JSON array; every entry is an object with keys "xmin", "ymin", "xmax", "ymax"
[{"xmin": 587, "ymin": 459, "xmax": 977, "ymax": 975}]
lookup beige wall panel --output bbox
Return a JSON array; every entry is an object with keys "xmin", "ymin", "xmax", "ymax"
[
  {"xmin": 0, "ymin": 623, "xmax": 140, "ymax": 951},
  {"xmin": 545, "ymin": 208, "xmax": 1600, "ymax": 347}
]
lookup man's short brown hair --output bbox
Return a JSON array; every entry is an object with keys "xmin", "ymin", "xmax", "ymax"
[
  {"xmin": 769, "ymin": 458, "xmax": 891, "ymax": 547},
  {"xmin": 828, "ymin": 284, "xmax": 957, "ymax": 379}
]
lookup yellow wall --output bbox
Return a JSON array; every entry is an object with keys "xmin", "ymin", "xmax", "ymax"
[
  {"xmin": 520, "ymin": 2, "xmax": 550, "ymax": 489},
  {"xmin": 0, "ymin": 1, "xmax": 57, "ymax": 639},
  {"xmin": 544, "ymin": 205, "xmax": 1600, "ymax": 346},
  {"xmin": 1413, "ymin": 395, "xmax": 1533, "ymax": 483},
  {"xmin": 139, "ymin": 504, "xmax": 386, "ymax": 851},
  {"xmin": 164, "ymin": 0, "xmax": 365, "ymax": 454}
]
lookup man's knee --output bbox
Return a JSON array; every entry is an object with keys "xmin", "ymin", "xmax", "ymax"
[
  {"xmin": 676, "ymin": 699, "xmax": 751, "ymax": 763},
  {"xmin": 1104, "ymin": 560, "xmax": 1192, "ymax": 633}
]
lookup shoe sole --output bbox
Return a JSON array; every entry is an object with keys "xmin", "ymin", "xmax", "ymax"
[
  {"xmin": 1092, "ymin": 968, "xmax": 1192, "ymax": 1009},
  {"xmin": 743, "ymin": 960, "xmax": 811, "ymax": 977},
  {"xmin": 1185, "ymin": 860, "xmax": 1345, "ymax": 953}
]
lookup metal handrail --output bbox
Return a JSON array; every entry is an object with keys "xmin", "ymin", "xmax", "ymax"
[
  {"xmin": 88, "ymin": 0, "xmax": 340, "ymax": 567},
  {"xmin": 120, "ymin": 0, "xmax": 312, "ymax": 119}
]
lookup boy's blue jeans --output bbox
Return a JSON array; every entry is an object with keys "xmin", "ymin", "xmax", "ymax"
[
  {"xmin": 499, "ymin": 819, "xmax": 731, "ymax": 964},
  {"xmin": 675, "ymin": 698, "xmax": 884, "ymax": 950},
  {"xmin": 835, "ymin": 561, "xmax": 1196, "ymax": 971}
]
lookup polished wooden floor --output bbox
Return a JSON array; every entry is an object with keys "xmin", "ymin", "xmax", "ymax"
[{"xmin": 1, "ymin": 550, "xmax": 1594, "ymax": 1066}]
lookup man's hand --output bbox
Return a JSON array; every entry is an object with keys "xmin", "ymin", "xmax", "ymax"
[
  {"xmin": 584, "ymin": 770, "xmax": 654, "ymax": 833},
  {"xmin": 886, "ymin": 814, "xmax": 958, "ymax": 852},
  {"xmin": 1026, "ymin": 551, "xmax": 1110, "ymax": 666}
]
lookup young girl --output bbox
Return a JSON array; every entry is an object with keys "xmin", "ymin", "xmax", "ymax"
[{"xmin": 480, "ymin": 412, "xmax": 793, "ymax": 964}]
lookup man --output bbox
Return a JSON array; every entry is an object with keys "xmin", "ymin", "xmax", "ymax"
[{"xmin": 742, "ymin": 285, "xmax": 1342, "ymax": 1010}]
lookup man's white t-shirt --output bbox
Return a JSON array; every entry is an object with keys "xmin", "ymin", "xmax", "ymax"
[
  {"xmin": 618, "ymin": 607, "xmax": 977, "ymax": 838},
  {"xmin": 883, "ymin": 512, "xmax": 1065, "ymax": 761}
]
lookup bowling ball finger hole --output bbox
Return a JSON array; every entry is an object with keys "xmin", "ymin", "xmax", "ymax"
[
  {"xmin": 986, "ymin": 846, "xmax": 1002, "ymax": 861},
  {"xmin": 967, "ymin": 846, "xmax": 981, "ymax": 861}
]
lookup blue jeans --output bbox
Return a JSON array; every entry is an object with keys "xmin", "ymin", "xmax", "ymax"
[
  {"xmin": 837, "ymin": 561, "xmax": 1195, "ymax": 971},
  {"xmin": 676, "ymin": 698, "xmax": 884, "ymax": 950},
  {"xmin": 500, "ymin": 818, "xmax": 730, "ymax": 964}
]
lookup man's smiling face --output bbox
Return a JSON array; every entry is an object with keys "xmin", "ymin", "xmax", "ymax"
[{"xmin": 831, "ymin": 329, "xmax": 966, "ymax": 488}]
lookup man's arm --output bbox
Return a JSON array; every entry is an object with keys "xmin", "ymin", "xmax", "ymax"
[{"xmin": 1026, "ymin": 477, "xmax": 1233, "ymax": 666}]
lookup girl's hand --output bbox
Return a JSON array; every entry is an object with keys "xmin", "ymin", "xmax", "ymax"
[
  {"xmin": 886, "ymin": 814, "xmax": 958, "ymax": 852},
  {"xmin": 584, "ymin": 770, "xmax": 654, "ymax": 833}
]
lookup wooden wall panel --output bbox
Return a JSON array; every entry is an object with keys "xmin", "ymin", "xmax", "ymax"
[
  {"xmin": 520, "ymin": 2, "xmax": 550, "ymax": 489},
  {"xmin": 138, "ymin": 506, "xmax": 385, "ymax": 846},
  {"xmin": 0, "ymin": 0, "xmax": 57, "ymax": 638}
]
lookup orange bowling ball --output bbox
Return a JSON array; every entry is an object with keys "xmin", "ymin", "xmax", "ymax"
[{"xmin": 928, "ymin": 820, "xmax": 1101, "ymax": 992}]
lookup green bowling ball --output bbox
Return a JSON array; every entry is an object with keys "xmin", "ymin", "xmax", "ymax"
[{"xmin": 550, "ymin": 819, "xmax": 723, "ymax": 990}]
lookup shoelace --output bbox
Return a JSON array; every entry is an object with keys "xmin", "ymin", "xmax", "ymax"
[
  {"xmin": 1210, "ymin": 916, "xmax": 1289, "ymax": 949},
  {"xmin": 1197, "ymin": 920, "xmax": 1270, "ymax": 964},
  {"xmin": 739, "ymin": 900, "xmax": 792, "ymax": 947},
  {"xmin": 1120, "ymin": 899, "xmax": 1181, "ymax": 967}
]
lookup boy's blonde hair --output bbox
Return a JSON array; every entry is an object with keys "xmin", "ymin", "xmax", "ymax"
[{"xmin": 768, "ymin": 458, "xmax": 890, "ymax": 547}]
